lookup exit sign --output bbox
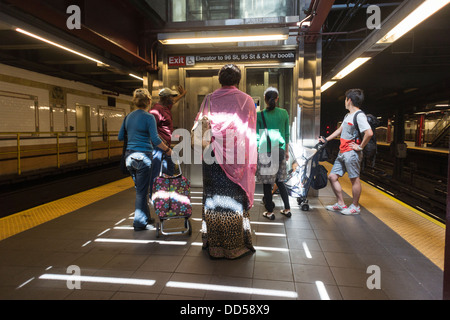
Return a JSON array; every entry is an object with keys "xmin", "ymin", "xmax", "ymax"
[{"xmin": 168, "ymin": 56, "xmax": 186, "ymax": 67}]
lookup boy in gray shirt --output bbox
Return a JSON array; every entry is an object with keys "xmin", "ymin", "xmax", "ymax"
[{"xmin": 320, "ymin": 89, "xmax": 373, "ymax": 215}]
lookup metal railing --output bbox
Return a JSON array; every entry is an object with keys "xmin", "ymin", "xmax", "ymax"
[
  {"xmin": 0, "ymin": 131, "xmax": 122, "ymax": 176},
  {"xmin": 425, "ymin": 112, "xmax": 450, "ymax": 143}
]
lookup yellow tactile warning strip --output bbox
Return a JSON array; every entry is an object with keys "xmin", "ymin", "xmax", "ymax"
[
  {"xmin": 0, "ymin": 178, "xmax": 134, "ymax": 241},
  {"xmin": 322, "ymin": 162, "xmax": 446, "ymax": 270}
]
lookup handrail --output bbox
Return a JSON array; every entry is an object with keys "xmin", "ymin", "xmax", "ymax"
[
  {"xmin": 426, "ymin": 112, "xmax": 450, "ymax": 143},
  {"xmin": 0, "ymin": 131, "xmax": 122, "ymax": 176}
]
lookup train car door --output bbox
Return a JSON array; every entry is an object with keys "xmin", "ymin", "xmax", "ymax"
[{"xmin": 76, "ymin": 104, "xmax": 91, "ymax": 161}]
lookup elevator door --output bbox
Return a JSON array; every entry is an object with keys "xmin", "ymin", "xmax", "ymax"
[{"xmin": 185, "ymin": 70, "xmax": 220, "ymax": 187}]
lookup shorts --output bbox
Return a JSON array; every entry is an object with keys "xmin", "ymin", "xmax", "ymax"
[{"xmin": 331, "ymin": 151, "xmax": 363, "ymax": 179}]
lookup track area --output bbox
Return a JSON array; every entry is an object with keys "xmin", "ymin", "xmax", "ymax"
[{"xmin": 0, "ymin": 162, "xmax": 127, "ymax": 219}]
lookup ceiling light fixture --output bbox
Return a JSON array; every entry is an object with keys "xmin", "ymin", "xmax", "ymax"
[
  {"xmin": 321, "ymin": 81, "xmax": 337, "ymax": 92},
  {"xmin": 15, "ymin": 28, "xmax": 107, "ymax": 66},
  {"xmin": 332, "ymin": 57, "xmax": 371, "ymax": 80},
  {"xmin": 129, "ymin": 73, "xmax": 144, "ymax": 81},
  {"xmin": 377, "ymin": 0, "xmax": 450, "ymax": 44},
  {"xmin": 159, "ymin": 34, "xmax": 288, "ymax": 45}
]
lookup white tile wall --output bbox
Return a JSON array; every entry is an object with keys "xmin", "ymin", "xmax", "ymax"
[
  {"xmin": 0, "ymin": 95, "xmax": 36, "ymax": 132},
  {"xmin": 0, "ymin": 64, "xmax": 132, "ymax": 150}
]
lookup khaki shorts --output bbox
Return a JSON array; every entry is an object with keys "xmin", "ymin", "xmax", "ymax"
[{"xmin": 331, "ymin": 151, "xmax": 363, "ymax": 179}]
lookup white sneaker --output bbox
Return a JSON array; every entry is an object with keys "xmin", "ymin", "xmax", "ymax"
[
  {"xmin": 341, "ymin": 204, "xmax": 361, "ymax": 215},
  {"xmin": 326, "ymin": 203, "xmax": 348, "ymax": 212}
]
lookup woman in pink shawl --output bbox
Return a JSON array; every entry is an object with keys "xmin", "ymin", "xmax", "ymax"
[{"xmin": 196, "ymin": 64, "xmax": 257, "ymax": 259}]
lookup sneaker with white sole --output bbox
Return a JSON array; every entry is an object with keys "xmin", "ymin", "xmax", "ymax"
[
  {"xmin": 326, "ymin": 203, "xmax": 348, "ymax": 212},
  {"xmin": 341, "ymin": 204, "xmax": 361, "ymax": 215}
]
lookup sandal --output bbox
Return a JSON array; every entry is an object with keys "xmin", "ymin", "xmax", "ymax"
[
  {"xmin": 280, "ymin": 210, "xmax": 292, "ymax": 218},
  {"xmin": 263, "ymin": 212, "xmax": 275, "ymax": 220}
]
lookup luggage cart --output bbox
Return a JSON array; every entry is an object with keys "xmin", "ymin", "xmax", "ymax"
[{"xmin": 152, "ymin": 162, "xmax": 193, "ymax": 238}]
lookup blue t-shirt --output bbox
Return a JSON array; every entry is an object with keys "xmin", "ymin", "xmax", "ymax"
[{"xmin": 118, "ymin": 109, "xmax": 162, "ymax": 152}]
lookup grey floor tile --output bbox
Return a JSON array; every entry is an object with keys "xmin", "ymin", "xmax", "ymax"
[
  {"xmin": 292, "ymin": 264, "xmax": 336, "ymax": 285},
  {"xmin": 0, "ymin": 184, "xmax": 444, "ymax": 301},
  {"xmin": 295, "ymin": 282, "xmax": 342, "ymax": 300},
  {"xmin": 253, "ymin": 261, "xmax": 294, "ymax": 282}
]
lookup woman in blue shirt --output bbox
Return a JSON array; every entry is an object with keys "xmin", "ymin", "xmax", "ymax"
[{"xmin": 118, "ymin": 88, "xmax": 173, "ymax": 231}]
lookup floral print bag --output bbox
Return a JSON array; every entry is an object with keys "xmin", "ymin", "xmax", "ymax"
[{"xmin": 151, "ymin": 163, "xmax": 192, "ymax": 219}]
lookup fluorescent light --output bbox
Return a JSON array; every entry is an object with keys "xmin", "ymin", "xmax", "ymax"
[
  {"xmin": 166, "ymin": 281, "xmax": 298, "ymax": 298},
  {"xmin": 95, "ymin": 238, "xmax": 187, "ymax": 246},
  {"xmin": 160, "ymin": 34, "xmax": 288, "ymax": 45},
  {"xmin": 315, "ymin": 281, "xmax": 331, "ymax": 300},
  {"xmin": 129, "ymin": 73, "xmax": 144, "ymax": 81},
  {"xmin": 321, "ymin": 81, "xmax": 337, "ymax": 92},
  {"xmin": 15, "ymin": 28, "xmax": 107, "ymax": 66},
  {"xmin": 254, "ymin": 246, "xmax": 289, "ymax": 252},
  {"xmin": 39, "ymin": 274, "xmax": 156, "ymax": 286},
  {"xmin": 332, "ymin": 57, "xmax": 371, "ymax": 80},
  {"xmin": 254, "ymin": 232, "xmax": 286, "ymax": 237},
  {"xmin": 303, "ymin": 241, "xmax": 313, "ymax": 259},
  {"xmin": 377, "ymin": 0, "xmax": 450, "ymax": 44},
  {"xmin": 250, "ymin": 221, "xmax": 284, "ymax": 226}
]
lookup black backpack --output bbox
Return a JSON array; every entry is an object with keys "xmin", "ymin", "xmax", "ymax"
[
  {"xmin": 311, "ymin": 164, "xmax": 328, "ymax": 190},
  {"xmin": 353, "ymin": 111, "xmax": 379, "ymax": 161}
]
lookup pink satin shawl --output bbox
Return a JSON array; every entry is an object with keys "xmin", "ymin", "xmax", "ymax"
[{"xmin": 196, "ymin": 86, "xmax": 257, "ymax": 208}]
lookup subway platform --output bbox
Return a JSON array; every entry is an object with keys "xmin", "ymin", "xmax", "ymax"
[{"xmin": 0, "ymin": 162, "xmax": 444, "ymax": 301}]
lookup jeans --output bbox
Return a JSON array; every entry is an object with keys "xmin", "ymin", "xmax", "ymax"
[
  {"xmin": 126, "ymin": 151, "xmax": 153, "ymax": 229},
  {"xmin": 149, "ymin": 147, "xmax": 175, "ymax": 198}
]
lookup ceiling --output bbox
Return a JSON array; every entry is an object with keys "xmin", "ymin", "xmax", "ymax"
[
  {"xmin": 0, "ymin": 0, "xmax": 162, "ymax": 95},
  {"xmin": 0, "ymin": 0, "xmax": 449, "ymax": 120},
  {"xmin": 320, "ymin": 0, "xmax": 450, "ymax": 127}
]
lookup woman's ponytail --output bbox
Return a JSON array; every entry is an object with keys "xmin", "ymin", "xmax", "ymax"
[{"xmin": 264, "ymin": 87, "xmax": 279, "ymax": 112}]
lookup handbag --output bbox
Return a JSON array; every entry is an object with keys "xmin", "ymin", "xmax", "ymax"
[
  {"xmin": 119, "ymin": 115, "xmax": 129, "ymax": 175},
  {"xmin": 151, "ymin": 161, "xmax": 192, "ymax": 219},
  {"xmin": 257, "ymin": 111, "xmax": 280, "ymax": 182},
  {"xmin": 191, "ymin": 94, "xmax": 212, "ymax": 150}
]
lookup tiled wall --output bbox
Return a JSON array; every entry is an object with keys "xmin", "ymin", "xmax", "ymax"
[{"xmin": 0, "ymin": 64, "xmax": 133, "ymax": 175}]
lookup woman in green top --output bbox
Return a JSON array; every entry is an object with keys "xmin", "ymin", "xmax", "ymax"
[{"xmin": 256, "ymin": 87, "xmax": 291, "ymax": 220}]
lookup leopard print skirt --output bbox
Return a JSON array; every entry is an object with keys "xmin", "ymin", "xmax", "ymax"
[{"xmin": 201, "ymin": 160, "xmax": 255, "ymax": 260}]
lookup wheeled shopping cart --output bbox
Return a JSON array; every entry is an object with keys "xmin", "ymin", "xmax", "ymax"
[{"xmin": 151, "ymin": 164, "xmax": 193, "ymax": 238}]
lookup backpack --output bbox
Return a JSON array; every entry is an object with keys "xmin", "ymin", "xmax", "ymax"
[
  {"xmin": 311, "ymin": 164, "xmax": 328, "ymax": 190},
  {"xmin": 353, "ymin": 111, "xmax": 379, "ymax": 162}
]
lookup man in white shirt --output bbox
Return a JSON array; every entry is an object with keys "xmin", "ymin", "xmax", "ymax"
[{"xmin": 320, "ymin": 89, "xmax": 374, "ymax": 215}]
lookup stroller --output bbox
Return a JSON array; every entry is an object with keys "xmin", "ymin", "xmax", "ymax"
[{"xmin": 285, "ymin": 139, "xmax": 328, "ymax": 211}]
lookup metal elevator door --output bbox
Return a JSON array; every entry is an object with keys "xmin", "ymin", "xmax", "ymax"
[{"xmin": 184, "ymin": 69, "xmax": 220, "ymax": 187}]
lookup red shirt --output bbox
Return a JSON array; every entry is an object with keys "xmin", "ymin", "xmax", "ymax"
[{"xmin": 149, "ymin": 103, "xmax": 173, "ymax": 145}]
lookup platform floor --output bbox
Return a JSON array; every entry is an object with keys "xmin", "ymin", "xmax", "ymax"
[{"xmin": 0, "ymin": 163, "xmax": 445, "ymax": 300}]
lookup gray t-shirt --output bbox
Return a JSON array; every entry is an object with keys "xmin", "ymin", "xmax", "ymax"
[{"xmin": 339, "ymin": 111, "xmax": 371, "ymax": 153}]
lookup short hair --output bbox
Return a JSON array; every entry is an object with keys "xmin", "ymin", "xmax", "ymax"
[
  {"xmin": 218, "ymin": 64, "xmax": 241, "ymax": 86},
  {"xmin": 132, "ymin": 88, "xmax": 152, "ymax": 108},
  {"xmin": 345, "ymin": 89, "xmax": 364, "ymax": 108}
]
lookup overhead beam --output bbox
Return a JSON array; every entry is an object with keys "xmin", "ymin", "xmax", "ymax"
[
  {"xmin": 323, "ymin": 0, "xmax": 449, "ymax": 83},
  {"xmin": 2, "ymin": 0, "xmax": 156, "ymax": 70},
  {"xmin": 305, "ymin": 0, "xmax": 336, "ymax": 43}
]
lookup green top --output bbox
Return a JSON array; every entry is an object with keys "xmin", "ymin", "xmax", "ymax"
[{"xmin": 256, "ymin": 107, "xmax": 290, "ymax": 153}]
